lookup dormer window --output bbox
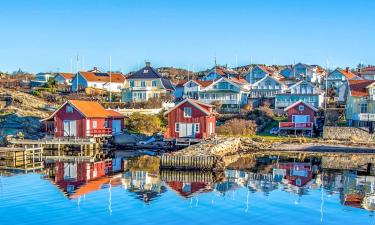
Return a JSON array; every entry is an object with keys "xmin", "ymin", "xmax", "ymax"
[
  {"xmin": 143, "ymin": 69, "xmax": 149, "ymax": 73},
  {"xmin": 66, "ymin": 105, "xmax": 73, "ymax": 113},
  {"xmin": 298, "ymin": 105, "xmax": 304, "ymax": 112}
]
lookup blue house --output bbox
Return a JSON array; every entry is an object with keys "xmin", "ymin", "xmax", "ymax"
[
  {"xmin": 201, "ymin": 66, "xmax": 239, "ymax": 81},
  {"xmin": 324, "ymin": 68, "xmax": 361, "ymax": 91},
  {"xmin": 244, "ymin": 65, "xmax": 273, "ymax": 84}
]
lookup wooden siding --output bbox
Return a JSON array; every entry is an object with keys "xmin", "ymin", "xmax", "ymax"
[
  {"xmin": 285, "ymin": 102, "xmax": 316, "ymax": 123},
  {"xmin": 165, "ymin": 101, "xmax": 216, "ymax": 139}
]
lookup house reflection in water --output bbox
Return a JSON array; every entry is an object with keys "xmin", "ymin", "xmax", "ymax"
[
  {"xmin": 45, "ymin": 160, "xmax": 121, "ymax": 199},
  {"xmin": 121, "ymin": 170, "xmax": 166, "ymax": 204}
]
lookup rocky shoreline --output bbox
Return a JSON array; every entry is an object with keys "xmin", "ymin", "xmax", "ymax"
[{"xmin": 169, "ymin": 137, "xmax": 375, "ymax": 158}]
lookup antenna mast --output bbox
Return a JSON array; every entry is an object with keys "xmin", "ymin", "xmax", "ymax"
[{"xmin": 109, "ymin": 56, "xmax": 112, "ymax": 103}]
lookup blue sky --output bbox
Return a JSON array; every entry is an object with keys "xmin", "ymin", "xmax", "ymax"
[{"xmin": 0, "ymin": 0, "xmax": 374, "ymax": 73}]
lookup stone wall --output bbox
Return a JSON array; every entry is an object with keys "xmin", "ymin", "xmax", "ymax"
[{"xmin": 323, "ymin": 126, "xmax": 375, "ymax": 141}]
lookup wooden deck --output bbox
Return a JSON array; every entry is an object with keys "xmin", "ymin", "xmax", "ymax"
[
  {"xmin": 160, "ymin": 155, "xmax": 216, "ymax": 170},
  {"xmin": 0, "ymin": 146, "xmax": 44, "ymax": 172}
]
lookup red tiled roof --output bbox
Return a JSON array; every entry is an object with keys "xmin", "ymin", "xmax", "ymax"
[
  {"xmin": 338, "ymin": 69, "xmax": 356, "ymax": 79},
  {"xmin": 195, "ymin": 80, "xmax": 215, "ymax": 87},
  {"xmin": 68, "ymin": 100, "xmax": 125, "ymax": 118},
  {"xmin": 79, "ymin": 71, "xmax": 126, "ymax": 83},
  {"xmin": 348, "ymin": 80, "xmax": 375, "ymax": 97},
  {"xmin": 174, "ymin": 80, "xmax": 188, "ymax": 87},
  {"xmin": 229, "ymin": 77, "xmax": 248, "ymax": 85},
  {"xmin": 57, "ymin": 73, "xmax": 75, "ymax": 80}
]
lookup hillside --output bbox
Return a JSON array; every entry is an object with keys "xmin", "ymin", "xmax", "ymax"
[{"xmin": 157, "ymin": 67, "xmax": 197, "ymax": 82}]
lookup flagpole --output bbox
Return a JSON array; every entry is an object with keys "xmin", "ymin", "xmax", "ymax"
[
  {"xmin": 109, "ymin": 56, "xmax": 112, "ymax": 103},
  {"xmin": 76, "ymin": 54, "xmax": 79, "ymax": 94}
]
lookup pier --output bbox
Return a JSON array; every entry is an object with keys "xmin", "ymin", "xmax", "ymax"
[
  {"xmin": 160, "ymin": 155, "xmax": 217, "ymax": 170},
  {"xmin": 0, "ymin": 146, "xmax": 43, "ymax": 172}
]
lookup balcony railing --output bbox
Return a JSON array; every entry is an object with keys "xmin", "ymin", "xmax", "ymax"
[
  {"xmin": 279, "ymin": 122, "xmax": 313, "ymax": 129},
  {"xmin": 54, "ymin": 128, "xmax": 112, "ymax": 137},
  {"xmin": 356, "ymin": 113, "xmax": 375, "ymax": 122},
  {"xmin": 130, "ymin": 86, "xmax": 152, "ymax": 91}
]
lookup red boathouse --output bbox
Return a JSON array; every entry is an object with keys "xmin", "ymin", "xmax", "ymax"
[
  {"xmin": 43, "ymin": 100, "xmax": 126, "ymax": 138},
  {"xmin": 279, "ymin": 100, "xmax": 318, "ymax": 137},
  {"xmin": 164, "ymin": 99, "xmax": 216, "ymax": 140}
]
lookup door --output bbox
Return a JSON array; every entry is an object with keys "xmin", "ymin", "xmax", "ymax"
[
  {"xmin": 112, "ymin": 120, "xmax": 122, "ymax": 134},
  {"xmin": 179, "ymin": 123, "xmax": 194, "ymax": 138},
  {"xmin": 63, "ymin": 120, "xmax": 77, "ymax": 137}
]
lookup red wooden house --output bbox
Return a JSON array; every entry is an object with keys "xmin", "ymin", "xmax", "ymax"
[
  {"xmin": 279, "ymin": 100, "xmax": 318, "ymax": 137},
  {"xmin": 164, "ymin": 99, "xmax": 216, "ymax": 140},
  {"xmin": 43, "ymin": 100, "xmax": 126, "ymax": 138}
]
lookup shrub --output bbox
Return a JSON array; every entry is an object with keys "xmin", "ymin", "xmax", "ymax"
[
  {"xmin": 211, "ymin": 100, "xmax": 223, "ymax": 111},
  {"xmin": 216, "ymin": 118, "xmax": 257, "ymax": 136},
  {"xmin": 259, "ymin": 105, "xmax": 274, "ymax": 118},
  {"xmin": 241, "ymin": 103, "xmax": 253, "ymax": 114},
  {"xmin": 125, "ymin": 112, "xmax": 164, "ymax": 135}
]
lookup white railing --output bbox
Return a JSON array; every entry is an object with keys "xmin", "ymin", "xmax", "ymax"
[{"xmin": 357, "ymin": 113, "xmax": 375, "ymax": 122}]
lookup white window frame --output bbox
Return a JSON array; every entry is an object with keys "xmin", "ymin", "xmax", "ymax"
[
  {"xmin": 298, "ymin": 105, "xmax": 304, "ymax": 112},
  {"xmin": 184, "ymin": 107, "xmax": 192, "ymax": 118},
  {"xmin": 93, "ymin": 120, "xmax": 97, "ymax": 128},
  {"xmin": 104, "ymin": 120, "xmax": 109, "ymax": 128},
  {"xmin": 175, "ymin": 123, "xmax": 180, "ymax": 132},
  {"xmin": 66, "ymin": 105, "xmax": 73, "ymax": 113}
]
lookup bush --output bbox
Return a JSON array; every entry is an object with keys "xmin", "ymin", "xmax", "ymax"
[
  {"xmin": 126, "ymin": 112, "xmax": 164, "ymax": 135},
  {"xmin": 241, "ymin": 103, "xmax": 253, "ymax": 114},
  {"xmin": 216, "ymin": 119, "xmax": 257, "ymax": 136},
  {"xmin": 259, "ymin": 105, "xmax": 274, "ymax": 118}
]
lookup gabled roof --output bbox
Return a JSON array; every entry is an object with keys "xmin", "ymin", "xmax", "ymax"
[
  {"xmin": 161, "ymin": 77, "xmax": 175, "ymax": 91},
  {"xmin": 348, "ymin": 80, "xmax": 375, "ymax": 97},
  {"xmin": 252, "ymin": 75, "xmax": 285, "ymax": 87},
  {"xmin": 78, "ymin": 71, "xmax": 126, "ymax": 83},
  {"xmin": 183, "ymin": 80, "xmax": 215, "ymax": 88},
  {"xmin": 288, "ymin": 80, "xmax": 315, "ymax": 90},
  {"xmin": 330, "ymin": 68, "xmax": 356, "ymax": 79},
  {"xmin": 203, "ymin": 77, "xmax": 246, "ymax": 91},
  {"xmin": 284, "ymin": 100, "xmax": 318, "ymax": 112},
  {"xmin": 43, "ymin": 100, "xmax": 126, "ymax": 120},
  {"xmin": 127, "ymin": 65, "xmax": 163, "ymax": 79},
  {"xmin": 207, "ymin": 66, "xmax": 239, "ymax": 77},
  {"xmin": 228, "ymin": 76, "xmax": 249, "ymax": 85},
  {"xmin": 56, "ymin": 73, "xmax": 75, "ymax": 80},
  {"xmin": 256, "ymin": 65, "xmax": 273, "ymax": 75},
  {"xmin": 164, "ymin": 98, "xmax": 215, "ymax": 116}
]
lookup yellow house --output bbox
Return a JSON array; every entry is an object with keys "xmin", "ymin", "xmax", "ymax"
[
  {"xmin": 346, "ymin": 80, "xmax": 375, "ymax": 129},
  {"xmin": 122, "ymin": 62, "xmax": 174, "ymax": 102}
]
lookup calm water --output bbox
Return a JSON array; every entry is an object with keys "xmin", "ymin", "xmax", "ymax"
[{"xmin": 1, "ymin": 155, "xmax": 375, "ymax": 225}]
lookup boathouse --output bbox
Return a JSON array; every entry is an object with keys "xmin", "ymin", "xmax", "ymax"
[
  {"xmin": 279, "ymin": 100, "xmax": 317, "ymax": 137},
  {"xmin": 164, "ymin": 99, "xmax": 216, "ymax": 140},
  {"xmin": 43, "ymin": 100, "xmax": 126, "ymax": 138}
]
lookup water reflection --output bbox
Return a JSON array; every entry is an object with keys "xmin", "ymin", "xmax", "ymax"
[{"xmin": 2, "ymin": 154, "xmax": 375, "ymax": 224}]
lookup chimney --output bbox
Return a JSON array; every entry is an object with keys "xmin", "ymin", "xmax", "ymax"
[
  {"xmin": 145, "ymin": 62, "xmax": 151, "ymax": 67},
  {"xmin": 345, "ymin": 67, "xmax": 349, "ymax": 73}
]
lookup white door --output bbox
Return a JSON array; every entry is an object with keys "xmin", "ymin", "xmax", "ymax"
[
  {"xmin": 209, "ymin": 122, "xmax": 213, "ymax": 135},
  {"xmin": 293, "ymin": 115, "xmax": 310, "ymax": 123},
  {"xmin": 179, "ymin": 123, "xmax": 194, "ymax": 138},
  {"xmin": 63, "ymin": 120, "xmax": 77, "ymax": 137},
  {"xmin": 112, "ymin": 120, "xmax": 122, "ymax": 134}
]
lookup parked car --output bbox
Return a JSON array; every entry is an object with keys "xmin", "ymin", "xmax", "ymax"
[{"xmin": 269, "ymin": 127, "xmax": 279, "ymax": 135}]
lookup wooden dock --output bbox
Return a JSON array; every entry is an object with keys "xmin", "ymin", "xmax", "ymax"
[
  {"xmin": 160, "ymin": 170, "xmax": 217, "ymax": 183},
  {"xmin": 0, "ymin": 146, "xmax": 43, "ymax": 172},
  {"xmin": 160, "ymin": 155, "xmax": 216, "ymax": 170}
]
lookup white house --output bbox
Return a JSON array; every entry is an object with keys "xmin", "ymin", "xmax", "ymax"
[
  {"xmin": 30, "ymin": 72, "xmax": 54, "ymax": 87},
  {"xmin": 71, "ymin": 71, "xmax": 126, "ymax": 93},
  {"xmin": 289, "ymin": 63, "xmax": 326, "ymax": 85},
  {"xmin": 249, "ymin": 75, "xmax": 287, "ymax": 107},
  {"xmin": 54, "ymin": 73, "xmax": 75, "ymax": 86},
  {"xmin": 183, "ymin": 77, "xmax": 250, "ymax": 113},
  {"xmin": 275, "ymin": 80, "xmax": 324, "ymax": 109}
]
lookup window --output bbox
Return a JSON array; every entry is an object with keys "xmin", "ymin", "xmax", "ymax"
[
  {"xmin": 130, "ymin": 81, "xmax": 135, "ymax": 87},
  {"xmin": 195, "ymin": 124, "xmax": 200, "ymax": 133},
  {"xmin": 104, "ymin": 121, "xmax": 109, "ymax": 128},
  {"xmin": 152, "ymin": 80, "xmax": 157, "ymax": 87},
  {"xmin": 361, "ymin": 103, "xmax": 368, "ymax": 113},
  {"xmin": 66, "ymin": 105, "xmax": 73, "ymax": 113},
  {"xmin": 175, "ymin": 123, "xmax": 180, "ymax": 132},
  {"xmin": 298, "ymin": 105, "xmax": 304, "ymax": 111},
  {"xmin": 184, "ymin": 107, "xmax": 192, "ymax": 117},
  {"xmin": 93, "ymin": 121, "xmax": 97, "ymax": 128},
  {"xmin": 141, "ymin": 81, "xmax": 146, "ymax": 87}
]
